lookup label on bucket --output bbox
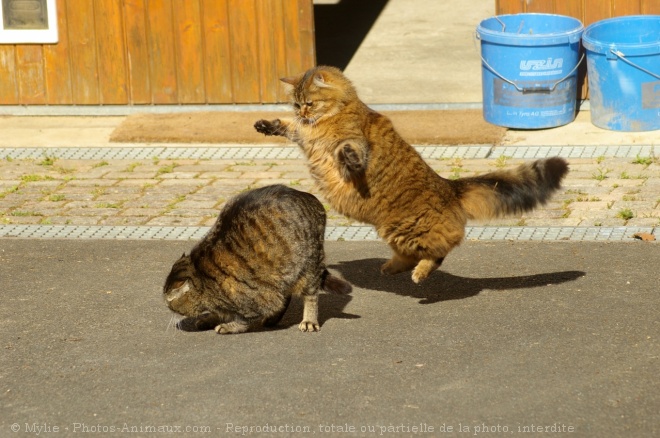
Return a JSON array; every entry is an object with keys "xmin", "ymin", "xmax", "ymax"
[
  {"xmin": 642, "ymin": 82, "xmax": 660, "ymax": 109},
  {"xmin": 519, "ymin": 58, "xmax": 564, "ymax": 77},
  {"xmin": 493, "ymin": 78, "xmax": 575, "ymax": 108}
]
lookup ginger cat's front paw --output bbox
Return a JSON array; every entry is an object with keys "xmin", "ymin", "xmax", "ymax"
[
  {"xmin": 298, "ymin": 320, "xmax": 320, "ymax": 332},
  {"xmin": 254, "ymin": 119, "xmax": 282, "ymax": 136}
]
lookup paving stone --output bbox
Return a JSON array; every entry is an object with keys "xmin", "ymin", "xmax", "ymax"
[
  {"xmin": 173, "ymin": 200, "xmax": 219, "ymax": 209},
  {"xmin": 64, "ymin": 179, "xmax": 117, "ymax": 187},
  {"xmin": 253, "ymin": 179, "xmax": 298, "ymax": 187},
  {"xmin": 121, "ymin": 207, "xmax": 163, "ymax": 217},
  {"xmin": 114, "ymin": 179, "xmax": 158, "ymax": 187},
  {"xmin": 98, "ymin": 216, "xmax": 151, "ymax": 226},
  {"xmin": 1, "ymin": 215, "xmax": 43, "ymax": 225},
  {"xmin": 164, "ymin": 208, "xmax": 217, "ymax": 218},
  {"xmin": 66, "ymin": 208, "xmax": 121, "ymax": 217},
  {"xmin": 157, "ymin": 172, "xmax": 201, "ymax": 180},
  {"xmin": 566, "ymin": 201, "xmax": 611, "ymax": 211},
  {"xmin": 626, "ymin": 217, "xmax": 660, "ymax": 227},
  {"xmin": 145, "ymin": 216, "xmax": 205, "ymax": 226}
]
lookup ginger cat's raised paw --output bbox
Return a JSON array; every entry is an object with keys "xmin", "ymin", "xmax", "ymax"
[{"xmin": 254, "ymin": 119, "xmax": 281, "ymax": 136}]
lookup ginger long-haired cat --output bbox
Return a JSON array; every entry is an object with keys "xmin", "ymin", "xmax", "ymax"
[{"xmin": 254, "ymin": 66, "xmax": 568, "ymax": 283}]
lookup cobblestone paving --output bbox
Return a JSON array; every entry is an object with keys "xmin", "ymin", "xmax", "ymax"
[{"xmin": 1, "ymin": 149, "xmax": 659, "ymax": 229}]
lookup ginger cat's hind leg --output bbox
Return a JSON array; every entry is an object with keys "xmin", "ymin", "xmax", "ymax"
[
  {"xmin": 381, "ymin": 251, "xmax": 418, "ymax": 276},
  {"xmin": 411, "ymin": 258, "xmax": 445, "ymax": 284}
]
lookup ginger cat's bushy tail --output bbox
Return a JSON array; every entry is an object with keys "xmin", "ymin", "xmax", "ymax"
[{"xmin": 453, "ymin": 157, "xmax": 569, "ymax": 220}]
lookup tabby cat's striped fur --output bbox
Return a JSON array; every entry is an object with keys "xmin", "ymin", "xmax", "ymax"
[
  {"xmin": 163, "ymin": 184, "xmax": 351, "ymax": 334},
  {"xmin": 255, "ymin": 66, "xmax": 569, "ymax": 283}
]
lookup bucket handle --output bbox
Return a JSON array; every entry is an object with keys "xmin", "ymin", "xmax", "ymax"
[
  {"xmin": 610, "ymin": 50, "xmax": 660, "ymax": 80},
  {"xmin": 481, "ymin": 53, "xmax": 585, "ymax": 94},
  {"xmin": 493, "ymin": 16, "xmax": 526, "ymax": 34}
]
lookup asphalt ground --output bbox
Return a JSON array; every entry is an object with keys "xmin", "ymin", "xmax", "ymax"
[{"xmin": 1, "ymin": 239, "xmax": 658, "ymax": 437}]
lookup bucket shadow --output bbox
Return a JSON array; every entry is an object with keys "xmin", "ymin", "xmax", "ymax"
[{"xmin": 330, "ymin": 258, "xmax": 585, "ymax": 304}]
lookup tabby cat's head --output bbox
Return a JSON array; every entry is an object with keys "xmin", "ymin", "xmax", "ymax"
[
  {"xmin": 280, "ymin": 65, "xmax": 357, "ymax": 124},
  {"xmin": 163, "ymin": 254, "xmax": 206, "ymax": 317}
]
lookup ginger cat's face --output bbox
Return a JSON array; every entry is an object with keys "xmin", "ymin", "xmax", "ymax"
[{"xmin": 280, "ymin": 66, "xmax": 355, "ymax": 124}]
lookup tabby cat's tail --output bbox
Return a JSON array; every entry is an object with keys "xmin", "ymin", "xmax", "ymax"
[
  {"xmin": 321, "ymin": 270, "xmax": 352, "ymax": 294},
  {"xmin": 453, "ymin": 157, "xmax": 569, "ymax": 220}
]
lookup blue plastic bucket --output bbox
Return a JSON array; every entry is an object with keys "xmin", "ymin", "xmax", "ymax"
[
  {"xmin": 582, "ymin": 15, "xmax": 660, "ymax": 131},
  {"xmin": 477, "ymin": 14, "xmax": 584, "ymax": 129}
]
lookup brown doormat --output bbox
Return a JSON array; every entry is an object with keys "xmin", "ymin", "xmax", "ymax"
[{"xmin": 109, "ymin": 109, "xmax": 505, "ymax": 146}]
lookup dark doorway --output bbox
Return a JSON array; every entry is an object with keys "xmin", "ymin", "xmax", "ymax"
[{"xmin": 314, "ymin": 0, "xmax": 390, "ymax": 70}]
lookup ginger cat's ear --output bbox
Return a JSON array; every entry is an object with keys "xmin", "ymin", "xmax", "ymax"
[
  {"xmin": 280, "ymin": 75, "xmax": 301, "ymax": 87},
  {"xmin": 313, "ymin": 72, "xmax": 333, "ymax": 88}
]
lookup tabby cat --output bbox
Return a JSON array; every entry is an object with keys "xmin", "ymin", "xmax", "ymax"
[
  {"xmin": 254, "ymin": 66, "xmax": 569, "ymax": 283},
  {"xmin": 163, "ymin": 184, "xmax": 351, "ymax": 334}
]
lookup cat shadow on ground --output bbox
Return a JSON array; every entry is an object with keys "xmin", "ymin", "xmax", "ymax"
[
  {"xmin": 176, "ymin": 293, "xmax": 359, "ymax": 333},
  {"xmin": 330, "ymin": 258, "xmax": 585, "ymax": 305}
]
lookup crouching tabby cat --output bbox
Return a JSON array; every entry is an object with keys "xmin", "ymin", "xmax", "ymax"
[
  {"xmin": 255, "ymin": 65, "xmax": 569, "ymax": 283},
  {"xmin": 163, "ymin": 184, "xmax": 351, "ymax": 334}
]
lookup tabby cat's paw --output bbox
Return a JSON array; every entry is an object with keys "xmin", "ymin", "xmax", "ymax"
[
  {"xmin": 298, "ymin": 320, "xmax": 320, "ymax": 332},
  {"xmin": 254, "ymin": 119, "xmax": 282, "ymax": 136},
  {"xmin": 214, "ymin": 321, "xmax": 249, "ymax": 334},
  {"xmin": 337, "ymin": 144, "xmax": 367, "ymax": 177}
]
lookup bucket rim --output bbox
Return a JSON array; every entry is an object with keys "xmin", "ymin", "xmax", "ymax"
[
  {"xmin": 477, "ymin": 13, "xmax": 584, "ymax": 46},
  {"xmin": 582, "ymin": 15, "xmax": 660, "ymax": 56}
]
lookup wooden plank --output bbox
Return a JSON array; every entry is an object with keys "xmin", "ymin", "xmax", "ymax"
[
  {"xmin": 43, "ymin": 0, "xmax": 73, "ymax": 104},
  {"xmin": 554, "ymin": 0, "xmax": 584, "ymax": 20},
  {"xmin": 123, "ymin": 0, "xmax": 151, "ymax": 104},
  {"xmin": 95, "ymin": 0, "xmax": 129, "ymax": 104},
  {"xmin": 172, "ymin": 0, "xmax": 205, "ymax": 103},
  {"xmin": 274, "ymin": 5, "xmax": 290, "ymax": 103},
  {"xmin": 281, "ymin": 0, "xmax": 303, "ymax": 76},
  {"xmin": 227, "ymin": 0, "xmax": 260, "ymax": 102},
  {"xmin": 257, "ymin": 0, "xmax": 284, "ymax": 102},
  {"xmin": 642, "ymin": 0, "xmax": 660, "ymax": 13},
  {"xmin": 66, "ymin": 0, "xmax": 100, "ymax": 104},
  {"xmin": 201, "ymin": 0, "xmax": 232, "ymax": 103},
  {"xmin": 584, "ymin": 0, "xmax": 612, "ymax": 27},
  {"xmin": 298, "ymin": 0, "xmax": 316, "ymax": 70},
  {"xmin": 272, "ymin": 0, "xmax": 288, "ymax": 102},
  {"xmin": 16, "ymin": 46, "xmax": 47, "ymax": 104},
  {"xmin": 0, "ymin": 46, "xmax": 19, "ymax": 104},
  {"xmin": 146, "ymin": 0, "xmax": 178, "ymax": 103},
  {"xmin": 613, "ymin": 0, "xmax": 641, "ymax": 16},
  {"xmin": 524, "ymin": 0, "xmax": 554, "ymax": 13},
  {"xmin": 496, "ymin": 0, "xmax": 524, "ymax": 15}
]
